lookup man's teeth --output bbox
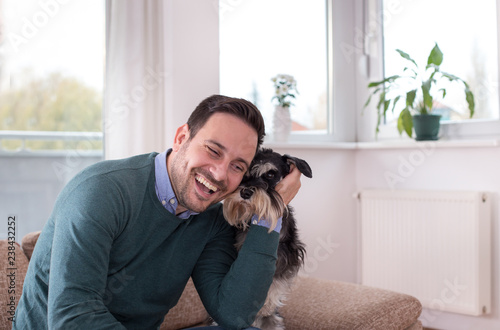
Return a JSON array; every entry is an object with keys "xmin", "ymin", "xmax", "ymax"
[{"xmin": 196, "ymin": 176, "xmax": 218, "ymax": 193}]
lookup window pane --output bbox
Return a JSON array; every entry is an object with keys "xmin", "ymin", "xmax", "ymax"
[
  {"xmin": 382, "ymin": 0, "xmax": 499, "ymax": 123},
  {"xmin": 219, "ymin": 0, "xmax": 328, "ymax": 136},
  {"xmin": 0, "ymin": 0, "xmax": 105, "ymax": 241},
  {"xmin": 0, "ymin": 0, "xmax": 104, "ymax": 143}
]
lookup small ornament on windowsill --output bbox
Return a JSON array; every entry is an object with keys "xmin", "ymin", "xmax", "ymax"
[{"xmin": 271, "ymin": 74, "xmax": 298, "ymax": 142}]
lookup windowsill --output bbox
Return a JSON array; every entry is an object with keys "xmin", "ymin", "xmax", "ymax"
[
  {"xmin": 265, "ymin": 140, "xmax": 357, "ymax": 150},
  {"xmin": 264, "ymin": 138, "xmax": 500, "ymax": 150},
  {"xmin": 356, "ymin": 138, "xmax": 500, "ymax": 149}
]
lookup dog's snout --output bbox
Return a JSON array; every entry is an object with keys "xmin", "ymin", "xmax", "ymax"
[{"xmin": 240, "ymin": 187, "xmax": 254, "ymax": 200}]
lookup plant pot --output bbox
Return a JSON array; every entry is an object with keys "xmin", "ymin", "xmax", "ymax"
[
  {"xmin": 412, "ymin": 114, "xmax": 441, "ymax": 141},
  {"xmin": 273, "ymin": 105, "xmax": 292, "ymax": 142}
]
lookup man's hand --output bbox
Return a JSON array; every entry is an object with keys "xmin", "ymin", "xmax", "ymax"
[{"xmin": 275, "ymin": 164, "xmax": 302, "ymax": 205}]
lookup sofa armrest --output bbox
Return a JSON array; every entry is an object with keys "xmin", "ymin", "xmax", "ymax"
[
  {"xmin": 0, "ymin": 239, "xmax": 30, "ymax": 328},
  {"xmin": 281, "ymin": 276, "xmax": 422, "ymax": 330},
  {"xmin": 21, "ymin": 230, "xmax": 41, "ymax": 260}
]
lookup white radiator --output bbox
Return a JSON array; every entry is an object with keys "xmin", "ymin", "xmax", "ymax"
[{"xmin": 359, "ymin": 189, "xmax": 491, "ymax": 316}]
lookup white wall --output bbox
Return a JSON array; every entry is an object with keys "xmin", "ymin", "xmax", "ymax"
[
  {"xmin": 269, "ymin": 145, "xmax": 358, "ymax": 283},
  {"xmin": 355, "ymin": 145, "xmax": 500, "ymax": 329}
]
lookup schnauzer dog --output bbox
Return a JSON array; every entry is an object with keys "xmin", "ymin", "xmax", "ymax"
[{"xmin": 222, "ymin": 148, "xmax": 312, "ymax": 330}]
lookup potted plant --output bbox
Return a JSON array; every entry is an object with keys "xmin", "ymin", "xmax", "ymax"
[
  {"xmin": 365, "ymin": 43, "xmax": 475, "ymax": 140},
  {"xmin": 271, "ymin": 74, "xmax": 298, "ymax": 142}
]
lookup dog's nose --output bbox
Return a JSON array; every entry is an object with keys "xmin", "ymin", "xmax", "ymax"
[{"xmin": 240, "ymin": 187, "xmax": 254, "ymax": 199}]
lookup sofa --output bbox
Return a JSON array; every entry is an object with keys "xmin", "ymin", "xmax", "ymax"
[{"xmin": 1, "ymin": 232, "xmax": 423, "ymax": 329}]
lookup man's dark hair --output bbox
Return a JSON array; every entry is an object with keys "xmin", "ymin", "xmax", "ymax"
[{"xmin": 187, "ymin": 95, "xmax": 266, "ymax": 148}]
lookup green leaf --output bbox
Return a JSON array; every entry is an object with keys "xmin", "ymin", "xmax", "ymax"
[
  {"xmin": 391, "ymin": 95, "xmax": 401, "ymax": 113},
  {"xmin": 396, "ymin": 49, "xmax": 418, "ymax": 68},
  {"xmin": 465, "ymin": 89, "xmax": 475, "ymax": 118},
  {"xmin": 403, "ymin": 67, "xmax": 419, "ymax": 78},
  {"xmin": 406, "ymin": 89, "xmax": 417, "ymax": 108},
  {"xmin": 376, "ymin": 91, "xmax": 386, "ymax": 112},
  {"xmin": 375, "ymin": 105, "xmax": 383, "ymax": 136},
  {"xmin": 427, "ymin": 43, "xmax": 443, "ymax": 67},
  {"xmin": 398, "ymin": 108, "xmax": 413, "ymax": 137},
  {"xmin": 397, "ymin": 114, "xmax": 404, "ymax": 135},
  {"xmin": 422, "ymin": 79, "xmax": 433, "ymax": 111},
  {"xmin": 438, "ymin": 88, "xmax": 446, "ymax": 98},
  {"xmin": 441, "ymin": 71, "xmax": 461, "ymax": 82},
  {"xmin": 429, "ymin": 70, "xmax": 438, "ymax": 81},
  {"xmin": 383, "ymin": 100, "xmax": 391, "ymax": 116},
  {"xmin": 368, "ymin": 75, "xmax": 400, "ymax": 88},
  {"xmin": 363, "ymin": 94, "xmax": 373, "ymax": 108}
]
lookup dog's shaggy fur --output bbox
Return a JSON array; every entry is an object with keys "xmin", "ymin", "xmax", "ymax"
[{"xmin": 222, "ymin": 148, "xmax": 312, "ymax": 330}]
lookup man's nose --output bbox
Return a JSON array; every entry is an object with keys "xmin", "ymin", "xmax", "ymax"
[{"xmin": 210, "ymin": 160, "xmax": 229, "ymax": 182}]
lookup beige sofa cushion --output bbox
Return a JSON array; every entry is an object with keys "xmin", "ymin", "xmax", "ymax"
[
  {"xmin": 160, "ymin": 278, "xmax": 208, "ymax": 329},
  {"xmin": 281, "ymin": 276, "xmax": 422, "ymax": 330}
]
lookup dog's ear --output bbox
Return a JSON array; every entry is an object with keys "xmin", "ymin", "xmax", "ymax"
[{"xmin": 282, "ymin": 155, "xmax": 313, "ymax": 178}]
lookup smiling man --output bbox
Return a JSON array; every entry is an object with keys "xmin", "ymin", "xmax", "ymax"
[
  {"xmin": 14, "ymin": 95, "xmax": 303, "ymax": 330},
  {"xmin": 168, "ymin": 112, "xmax": 257, "ymax": 214}
]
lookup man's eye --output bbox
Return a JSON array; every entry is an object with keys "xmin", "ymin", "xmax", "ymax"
[
  {"xmin": 207, "ymin": 146, "xmax": 219, "ymax": 157},
  {"xmin": 232, "ymin": 163, "xmax": 245, "ymax": 173}
]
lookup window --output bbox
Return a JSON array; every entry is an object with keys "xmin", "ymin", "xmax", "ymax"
[
  {"xmin": 381, "ymin": 0, "xmax": 499, "ymax": 128},
  {"xmin": 0, "ymin": 0, "xmax": 105, "ymax": 240},
  {"xmin": 219, "ymin": 0, "xmax": 329, "ymax": 140}
]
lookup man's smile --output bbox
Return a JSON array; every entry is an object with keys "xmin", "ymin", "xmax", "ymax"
[{"xmin": 195, "ymin": 174, "xmax": 219, "ymax": 195}]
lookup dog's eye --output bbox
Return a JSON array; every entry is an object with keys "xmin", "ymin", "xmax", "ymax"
[{"xmin": 265, "ymin": 172, "xmax": 275, "ymax": 179}]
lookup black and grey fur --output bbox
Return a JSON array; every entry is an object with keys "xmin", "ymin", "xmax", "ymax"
[{"xmin": 222, "ymin": 148, "xmax": 312, "ymax": 330}]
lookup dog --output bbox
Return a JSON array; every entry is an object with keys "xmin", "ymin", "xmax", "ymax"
[{"xmin": 222, "ymin": 148, "xmax": 312, "ymax": 330}]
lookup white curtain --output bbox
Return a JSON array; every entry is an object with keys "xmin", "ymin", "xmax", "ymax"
[
  {"xmin": 104, "ymin": 0, "xmax": 170, "ymax": 160},
  {"xmin": 104, "ymin": 0, "xmax": 220, "ymax": 159}
]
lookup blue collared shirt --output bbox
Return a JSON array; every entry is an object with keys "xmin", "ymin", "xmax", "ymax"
[{"xmin": 154, "ymin": 149, "xmax": 281, "ymax": 232}]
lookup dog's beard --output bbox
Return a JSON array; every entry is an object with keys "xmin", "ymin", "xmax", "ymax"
[
  {"xmin": 223, "ymin": 188, "xmax": 285, "ymax": 232},
  {"xmin": 223, "ymin": 197, "xmax": 253, "ymax": 229}
]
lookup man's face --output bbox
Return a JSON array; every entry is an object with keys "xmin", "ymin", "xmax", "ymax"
[{"xmin": 167, "ymin": 113, "xmax": 258, "ymax": 214}]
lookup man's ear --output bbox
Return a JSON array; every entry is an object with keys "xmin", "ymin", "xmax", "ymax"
[{"xmin": 172, "ymin": 124, "xmax": 190, "ymax": 152}]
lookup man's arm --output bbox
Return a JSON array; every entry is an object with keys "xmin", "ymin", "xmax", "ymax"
[
  {"xmin": 191, "ymin": 218, "xmax": 279, "ymax": 330},
  {"xmin": 47, "ymin": 176, "xmax": 126, "ymax": 329}
]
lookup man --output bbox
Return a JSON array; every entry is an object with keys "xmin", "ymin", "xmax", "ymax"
[{"xmin": 14, "ymin": 95, "xmax": 303, "ymax": 330}]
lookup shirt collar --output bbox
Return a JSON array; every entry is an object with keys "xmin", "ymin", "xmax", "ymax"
[{"xmin": 154, "ymin": 149, "xmax": 199, "ymax": 219}]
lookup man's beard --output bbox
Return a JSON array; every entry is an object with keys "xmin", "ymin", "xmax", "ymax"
[{"xmin": 169, "ymin": 140, "xmax": 228, "ymax": 213}]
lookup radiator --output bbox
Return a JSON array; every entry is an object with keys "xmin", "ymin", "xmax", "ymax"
[{"xmin": 359, "ymin": 189, "xmax": 491, "ymax": 316}]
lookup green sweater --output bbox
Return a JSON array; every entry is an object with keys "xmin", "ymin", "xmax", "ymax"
[{"xmin": 14, "ymin": 153, "xmax": 279, "ymax": 330}]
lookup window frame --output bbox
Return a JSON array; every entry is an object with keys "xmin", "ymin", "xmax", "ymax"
[
  {"xmin": 218, "ymin": 0, "xmax": 359, "ymax": 144},
  {"xmin": 285, "ymin": 0, "xmax": 358, "ymax": 144}
]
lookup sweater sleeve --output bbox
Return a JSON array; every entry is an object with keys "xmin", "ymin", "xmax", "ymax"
[
  {"xmin": 47, "ymin": 175, "xmax": 126, "ymax": 329},
  {"xmin": 191, "ymin": 208, "xmax": 279, "ymax": 330}
]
